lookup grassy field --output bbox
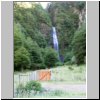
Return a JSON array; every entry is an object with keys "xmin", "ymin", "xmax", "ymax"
[
  {"xmin": 15, "ymin": 90, "xmax": 86, "ymax": 98},
  {"xmin": 49, "ymin": 64, "xmax": 86, "ymax": 83},
  {"xmin": 14, "ymin": 64, "xmax": 86, "ymax": 84},
  {"xmin": 14, "ymin": 64, "xmax": 86, "ymax": 98}
]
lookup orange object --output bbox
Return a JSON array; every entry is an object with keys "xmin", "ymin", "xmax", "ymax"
[{"xmin": 38, "ymin": 70, "xmax": 51, "ymax": 81}]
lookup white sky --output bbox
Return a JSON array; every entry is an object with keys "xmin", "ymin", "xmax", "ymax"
[
  {"xmin": 39, "ymin": 2, "xmax": 50, "ymax": 9},
  {"xmin": 16, "ymin": 2, "xmax": 50, "ymax": 9}
]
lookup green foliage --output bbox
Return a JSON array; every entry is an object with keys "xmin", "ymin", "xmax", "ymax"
[
  {"xmin": 71, "ymin": 56, "xmax": 77, "ymax": 64},
  {"xmin": 48, "ymin": 1, "xmax": 80, "ymax": 56},
  {"xmin": 14, "ymin": 2, "xmax": 86, "ymax": 71},
  {"xmin": 31, "ymin": 45, "xmax": 43, "ymax": 64},
  {"xmin": 14, "ymin": 23, "xmax": 26, "ymax": 51},
  {"xmin": 16, "ymin": 84, "xmax": 25, "ymax": 94},
  {"xmin": 34, "ymin": 31, "xmax": 47, "ymax": 48},
  {"xmin": 64, "ymin": 52, "xmax": 73, "ymax": 63},
  {"xmin": 72, "ymin": 24, "xmax": 86, "ymax": 65},
  {"xmin": 68, "ymin": 66, "xmax": 74, "ymax": 70},
  {"xmin": 25, "ymin": 81, "xmax": 42, "ymax": 92},
  {"xmin": 52, "ymin": 90, "xmax": 64, "ymax": 96},
  {"xmin": 75, "ymin": 1, "xmax": 86, "ymax": 11},
  {"xmin": 64, "ymin": 61, "xmax": 72, "ymax": 65},
  {"xmin": 14, "ymin": 2, "xmax": 52, "ymax": 71},
  {"xmin": 32, "ymin": 63, "xmax": 46, "ymax": 70},
  {"xmin": 14, "ymin": 46, "xmax": 31, "ymax": 71},
  {"xmin": 44, "ymin": 47, "xmax": 59, "ymax": 68},
  {"xmin": 16, "ymin": 81, "xmax": 42, "ymax": 96},
  {"xmin": 55, "ymin": 61, "xmax": 63, "ymax": 66},
  {"xmin": 27, "ymin": 41, "xmax": 44, "ymax": 70},
  {"xmin": 14, "ymin": 2, "xmax": 51, "ymax": 40},
  {"xmin": 32, "ymin": 3, "xmax": 52, "ymax": 26}
]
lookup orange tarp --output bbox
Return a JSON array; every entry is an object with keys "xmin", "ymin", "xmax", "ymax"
[{"xmin": 38, "ymin": 70, "xmax": 51, "ymax": 81}]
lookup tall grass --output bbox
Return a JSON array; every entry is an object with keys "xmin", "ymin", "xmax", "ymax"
[
  {"xmin": 14, "ymin": 89, "xmax": 86, "ymax": 98},
  {"xmin": 50, "ymin": 64, "xmax": 86, "ymax": 83}
]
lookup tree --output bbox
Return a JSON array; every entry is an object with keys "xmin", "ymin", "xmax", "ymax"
[
  {"xmin": 14, "ymin": 23, "xmax": 26, "ymax": 51},
  {"xmin": 45, "ymin": 47, "xmax": 59, "ymax": 68},
  {"xmin": 64, "ymin": 51, "xmax": 73, "ymax": 63},
  {"xmin": 72, "ymin": 24, "xmax": 86, "ymax": 65},
  {"xmin": 25, "ymin": 37, "xmax": 44, "ymax": 70},
  {"xmin": 14, "ymin": 2, "xmax": 51, "ymax": 40},
  {"xmin": 34, "ymin": 31, "xmax": 47, "ymax": 48},
  {"xmin": 14, "ymin": 46, "xmax": 31, "ymax": 71}
]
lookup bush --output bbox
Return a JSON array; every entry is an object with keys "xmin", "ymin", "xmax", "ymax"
[
  {"xmin": 25, "ymin": 81, "xmax": 42, "ymax": 92},
  {"xmin": 64, "ymin": 61, "xmax": 72, "ymax": 65},
  {"xmin": 44, "ymin": 47, "xmax": 59, "ymax": 68},
  {"xmin": 64, "ymin": 52, "xmax": 73, "ymax": 63},
  {"xmin": 71, "ymin": 56, "xmax": 77, "ymax": 64},
  {"xmin": 16, "ymin": 84, "xmax": 25, "ymax": 94},
  {"xmin": 55, "ymin": 62, "xmax": 63, "ymax": 66}
]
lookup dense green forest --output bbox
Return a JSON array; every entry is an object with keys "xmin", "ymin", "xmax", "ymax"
[{"xmin": 14, "ymin": 2, "xmax": 86, "ymax": 71}]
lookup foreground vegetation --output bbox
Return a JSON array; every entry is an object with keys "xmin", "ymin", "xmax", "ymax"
[{"xmin": 15, "ymin": 90, "xmax": 86, "ymax": 98}]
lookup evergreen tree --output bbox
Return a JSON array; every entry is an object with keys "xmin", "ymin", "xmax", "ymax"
[
  {"xmin": 14, "ymin": 46, "xmax": 31, "ymax": 71},
  {"xmin": 72, "ymin": 24, "xmax": 86, "ymax": 65}
]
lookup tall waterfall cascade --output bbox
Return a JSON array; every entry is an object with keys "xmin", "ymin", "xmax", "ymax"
[{"xmin": 52, "ymin": 27, "xmax": 60, "ymax": 60}]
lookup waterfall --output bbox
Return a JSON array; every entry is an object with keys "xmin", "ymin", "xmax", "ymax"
[{"xmin": 52, "ymin": 27, "xmax": 60, "ymax": 60}]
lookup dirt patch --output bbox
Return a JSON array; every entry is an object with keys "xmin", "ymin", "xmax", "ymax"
[{"xmin": 41, "ymin": 82, "xmax": 86, "ymax": 92}]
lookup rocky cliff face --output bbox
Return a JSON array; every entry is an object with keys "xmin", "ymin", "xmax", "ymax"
[
  {"xmin": 74, "ymin": 2, "xmax": 86, "ymax": 28},
  {"xmin": 75, "ymin": 6, "xmax": 86, "ymax": 28}
]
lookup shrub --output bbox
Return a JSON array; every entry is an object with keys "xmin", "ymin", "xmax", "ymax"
[
  {"xmin": 64, "ymin": 61, "xmax": 71, "ymax": 65},
  {"xmin": 16, "ymin": 84, "xmax": 25, "ymax": 94},
  {"xmin": 64, "ymin": 52, "xmax": 73, "ymax": 64},
  {"xmin": 25, "ymin": 81, "xmax": 42, "ymax": 92},
  {"xmin": 71, "ymin": 56, "xmax": 77, "ymax": 64},
  {"xmin": 55, "ymin": 62, "xmax": 63, "ymax": 66}
]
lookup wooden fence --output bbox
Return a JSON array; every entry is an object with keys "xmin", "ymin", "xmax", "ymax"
[{"xmin": 17, "ymin": 70, "xmax": 52, "ymax": 85}]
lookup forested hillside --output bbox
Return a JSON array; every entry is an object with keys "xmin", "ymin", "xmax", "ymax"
[{"xmin": 14, "ymin": 2, "xmax": 86, "ymax": 71}]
